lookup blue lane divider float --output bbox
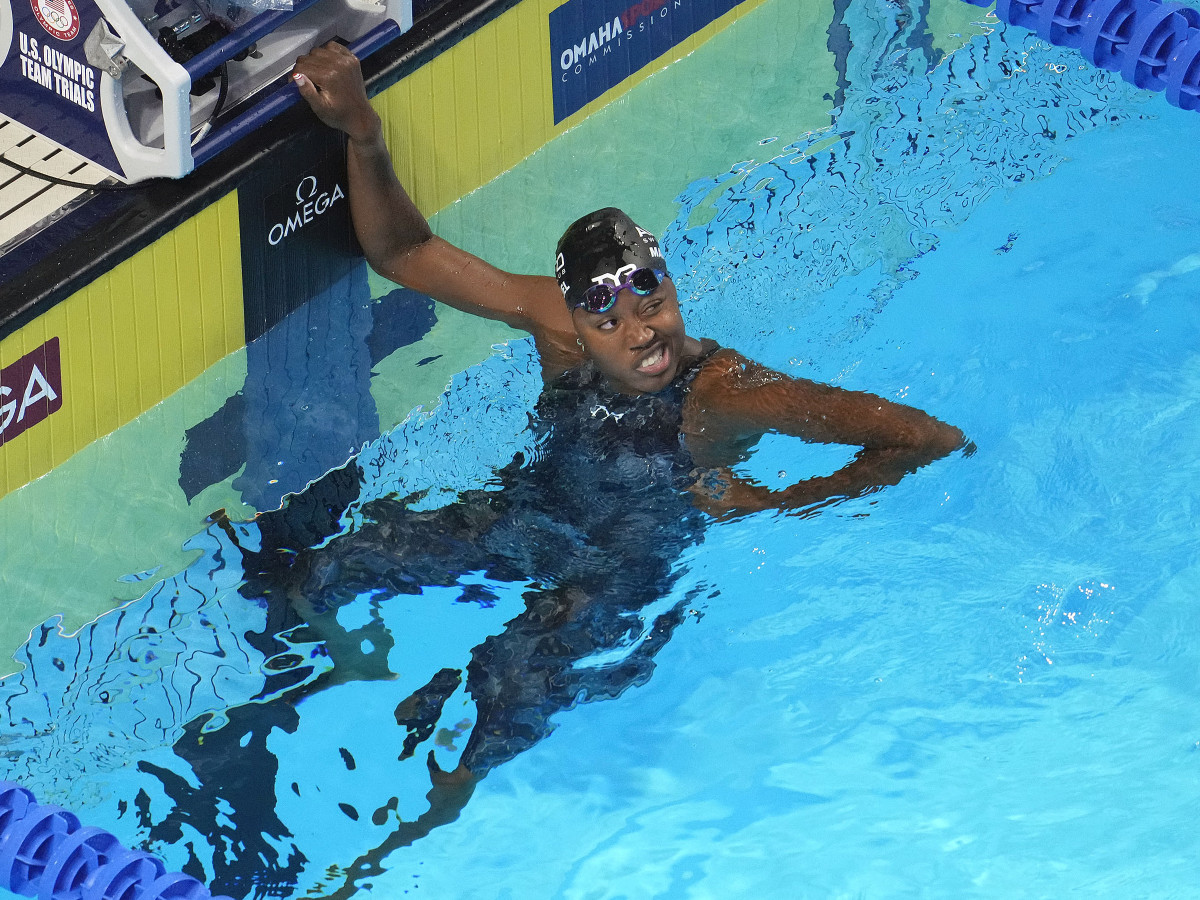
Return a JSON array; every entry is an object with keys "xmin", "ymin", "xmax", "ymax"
[
  {"xmin": 963, "ymin": 0, "xmax": 1200, "ymax": 109},
  {"xmin": 0, "ymin": 782, "xmax": 232, "ymax": 900}
]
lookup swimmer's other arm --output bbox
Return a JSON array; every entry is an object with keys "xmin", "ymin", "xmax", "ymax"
[
  {"xmin": 292, "ymin": 44, "xmax": 575, "ymax": 355},
  {"xmin": 685, "ymin": 350, "xmax": 971, "ymax": 518}
]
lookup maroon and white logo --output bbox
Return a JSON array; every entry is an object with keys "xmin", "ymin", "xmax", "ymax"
[
  {"xmin": 0, "ymin": 338, "xmax": 63, "ymax": 448},
  {"xmin": 30, "ymin": 0, "xmax": 79, "ymax": 41}
]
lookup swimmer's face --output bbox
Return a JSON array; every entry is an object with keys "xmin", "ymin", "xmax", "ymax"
[{"xmin": 571, "ymin": 275, "xmax": 688, "ymax": 395}]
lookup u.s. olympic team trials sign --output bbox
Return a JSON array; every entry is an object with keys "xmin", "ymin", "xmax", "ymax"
[{"xmin": 550, "ymin": 0, "xmax": 749, "ymax": 124}]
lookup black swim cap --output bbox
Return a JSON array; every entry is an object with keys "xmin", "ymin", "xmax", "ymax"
[{"xmin": 555, "ymin": 208, "xmax": 668, "ymax": 309}]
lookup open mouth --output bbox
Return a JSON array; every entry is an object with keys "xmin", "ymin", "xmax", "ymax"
[{"xmin": 636, "ymin": 343, "xmax": 671, "ymax": 376}]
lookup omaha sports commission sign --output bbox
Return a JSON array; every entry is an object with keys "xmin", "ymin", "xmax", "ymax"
[{"xmin": 549, "ymin": 0, "xmax": 748, "ymax": 123}]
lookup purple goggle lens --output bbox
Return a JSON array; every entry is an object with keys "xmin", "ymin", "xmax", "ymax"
[{"xmin": 575, "ymin": 268, "xmax": 668, "ymax": 314}]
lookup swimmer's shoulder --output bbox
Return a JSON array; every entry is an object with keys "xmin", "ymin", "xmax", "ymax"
[
  {"xmin": 521, "ymin": 275, "xmax": 585, "ymax": 383},
  {"xmin": 690, "ymin": 343, "xmax": 760, "ymax": 384},
  {"xmin": 686, "ymin": 344, "xmax": 797, "ymax": 418},
  {"xmin": 681, "ymin": 344, "xmax": 768, "ymax": 463},
  {"xmin": 694, "ymin": 344, "xmax": 810, "ymax": 386},
  {"xmin": 684, "ymin": 343, "xmax": 757, "ymax": 413}
]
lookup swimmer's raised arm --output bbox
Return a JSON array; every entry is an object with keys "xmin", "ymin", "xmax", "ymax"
[
  {"xmin": 292, "ymin": 44, "xmax": 576, "ymax": 355},
  {"xmin": 292, "ymin": 45, "xmax": 430, "ymax": 277}
]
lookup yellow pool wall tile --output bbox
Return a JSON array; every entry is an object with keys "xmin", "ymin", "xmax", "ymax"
[
  {"xmin": 0, "ymin": 192, "xmax": 243, "ymax": 499},
  {"xmin": 376, "ymin": 0, "xmax": 774, "ymax": 218}
]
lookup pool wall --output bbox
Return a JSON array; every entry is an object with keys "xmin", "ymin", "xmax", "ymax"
[
  {"xmin": 3, "ymin": 0, "xmax": 879, "ymax": 681},
  {"xmin": 0, "ymin": 0, "xmax": 773, "ymax": 500}
]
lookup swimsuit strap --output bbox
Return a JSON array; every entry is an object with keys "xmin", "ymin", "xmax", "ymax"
[{"xmin": 676, "ymin": 338, "xmax": 722, "ymax": 387}]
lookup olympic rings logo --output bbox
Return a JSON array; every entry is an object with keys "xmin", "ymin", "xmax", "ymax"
[{"xmin": 30, "ymin": 0, "xmax": 79, "ymax": 42}]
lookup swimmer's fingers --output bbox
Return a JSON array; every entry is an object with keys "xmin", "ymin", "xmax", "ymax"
[
  {"xmin": 292, "ymin": 44, "xmax": 362, "ymax": 113},
  {"xmin": 292, "ymin": 70, "xmax": 324, "ymax": 116},
  {"xmin": 293, "ymin": 42, "xmax": 379, "ymax": 141},
  {"xmin": 294, "ymin": 40, "xmax": 358, "ymax": 81}
]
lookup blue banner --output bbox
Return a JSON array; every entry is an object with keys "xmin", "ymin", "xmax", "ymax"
[
  {"xmin": 0, "ymin": 0, "xmax": 123, "ymax": 177},
  {"xmin": 549, "ymin": 0, "xmax": 747, "ymax": 124}
]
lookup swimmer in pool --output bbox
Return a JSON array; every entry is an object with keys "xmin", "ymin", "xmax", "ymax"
[
  {"xmin": 291, "ymin": 43, "xmax": 969, "ymax": 515},
  {"xmin": 133, "ymin": 45, "xmax": 974, "ymax": 896}
]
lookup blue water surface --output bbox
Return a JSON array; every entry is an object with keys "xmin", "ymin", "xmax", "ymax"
[{"xmin": 4, "ymin": 0, "xmax": 1200, "ymax": 897}]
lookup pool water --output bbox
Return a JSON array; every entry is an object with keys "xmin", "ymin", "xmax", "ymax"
[{"xmin": 5, "ymin": 0, "xmax": 1200, "ymax": 896}]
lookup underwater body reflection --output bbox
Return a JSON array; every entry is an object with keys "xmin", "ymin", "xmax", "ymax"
[{"xmin": 198, "ymin": 346, "xmax": 720, "ymax": 896}]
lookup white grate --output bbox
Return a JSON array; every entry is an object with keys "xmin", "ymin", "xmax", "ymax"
[{"xmin": 0, "ymin": 115, "xmax": 110, "ymax": 254}]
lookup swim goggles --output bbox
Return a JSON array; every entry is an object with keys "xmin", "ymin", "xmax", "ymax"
[{"xmin": 574, "ymin": 268, "xmax": 669, "ymax": 314}]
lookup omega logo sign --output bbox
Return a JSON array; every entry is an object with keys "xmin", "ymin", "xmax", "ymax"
[
  {"xmin": 0, "ymin": 338, "xmax": 63, "ymax": 448},
  {"xmin": 267, "ymin": 174, "xmax": 345, "ymax": 247}
]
